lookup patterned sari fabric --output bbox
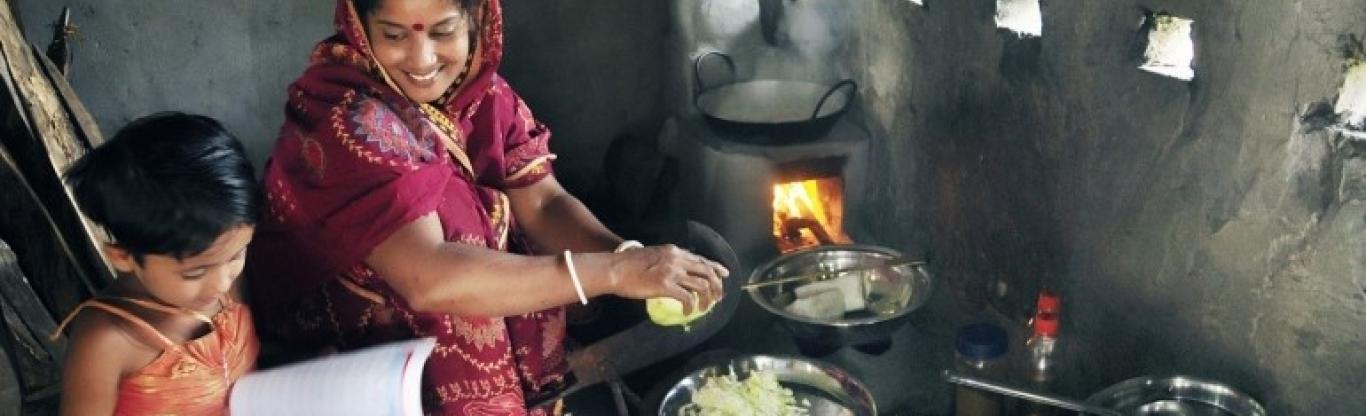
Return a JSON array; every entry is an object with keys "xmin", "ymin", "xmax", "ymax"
[{"xmin": 245, "ymin": 0, "xmax": 568, "ymax": 414}]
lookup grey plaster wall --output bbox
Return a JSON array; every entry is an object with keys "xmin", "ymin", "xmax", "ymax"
[
  {"xmin": 14, "ymin": 0, "xmax": 663, "ymax": 195},
  {"xmin": 15, "ymin": 0, "xmax": 333, "ymax": 173},
  {"xmin": 850, "ymin": 0, "xmax": 1365, "ymax": 413},
  {"xmin": 500, "ymin": 0, "xmax": 669, "ymax": 194}
]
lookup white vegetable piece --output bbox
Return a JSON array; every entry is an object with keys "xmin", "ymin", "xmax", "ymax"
[
  {"xmin": 785, "ymin": 289, "xmax": 845, "ymax": 321},
  {"xmin": 793, "ymin": 273, "xmax": 866, "ymax": 313}
]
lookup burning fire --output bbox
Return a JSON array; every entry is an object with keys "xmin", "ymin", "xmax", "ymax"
[{"xmin": 772, "ymin": 177, "xmax": 851, "ymax": 253}]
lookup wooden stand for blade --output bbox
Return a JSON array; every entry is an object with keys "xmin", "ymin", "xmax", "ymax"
[
  {"xmin": 0, "ymin": 0, "xmax": 112, "ymax": 312},
  {"xmin": 0, "ymin": 1, "xmax": 111, "ymax": 412}
]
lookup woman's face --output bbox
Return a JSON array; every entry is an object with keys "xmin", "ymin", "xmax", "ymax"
[{"xmin": 365, "ymin": 0, "xmax": 473, "ymax": 103}]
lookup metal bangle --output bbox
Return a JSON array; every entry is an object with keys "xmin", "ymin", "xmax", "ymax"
[
  {"xmin": 614, "ymin": 240, "xmax": 644, "ymax": 253},
  {"xmin": 563, "ymin": 250, "xmax": 589, "ymax": 305}
]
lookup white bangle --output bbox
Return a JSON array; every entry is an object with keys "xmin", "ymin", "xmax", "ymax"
[
  {"xmin": 563, "ymin": 250, "xmax": 589, "ymax": 305},
  {"xmin": 614, "ymin": 240, "xmax": 644, "ymax": 253}
]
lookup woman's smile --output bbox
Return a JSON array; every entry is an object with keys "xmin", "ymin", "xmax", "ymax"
[
  {"xmin": 364, "ymin": 0, "xmax": 472, "ymax": 103},
  {"xmin": 405, "ymin": 65, "xmax": 444, "ymax": 84}
]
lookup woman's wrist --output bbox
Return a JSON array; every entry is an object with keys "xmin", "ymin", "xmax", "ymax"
[
  {"xmin": 571, "ymin": 252, "xmax": 620, "ymax": 297},
  {"xmin": 604, "ymin": 240, "xmax": 642, "ymax": 296}
]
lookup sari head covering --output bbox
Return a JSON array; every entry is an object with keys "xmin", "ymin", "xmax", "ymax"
[{"xmin": 248, "ymin": 0, "xmax": 567, "ymax": 414}]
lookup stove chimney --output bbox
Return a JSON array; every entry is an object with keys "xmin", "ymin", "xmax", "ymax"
[{"xmin": 758, "ymin": 0, "xmax": 789, "ymax": 46}]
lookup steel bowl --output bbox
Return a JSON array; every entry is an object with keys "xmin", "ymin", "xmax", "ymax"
[
  {"xmin": 747, "ymin": 245, "xmax": 934, "ymax": 352},
  {"xmin": 657, "ymin": 355, "xmax": 877, "ymax": 416},
  {"xmin": 1085, "ymin": 375, "xmax": 1267, "ymax": 416}
]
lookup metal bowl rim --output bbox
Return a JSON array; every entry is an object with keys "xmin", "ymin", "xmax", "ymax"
[
  {"xmin": 746, "ymin": 244, "xmax": 934, "ymax": 328},
  {"xmin": 1085, "ymin": 374, "xmax": 1268, "ymax": 416},
  {"xmin": 696, "ymin": 80, "xmax": 853, "ymax": 123},
  {"xmin": 657, "ymin": 354, "xmax": 877, "ymax": 416}
]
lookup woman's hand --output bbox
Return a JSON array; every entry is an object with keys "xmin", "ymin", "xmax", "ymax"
[{"xmin": 608, "ymin": 244, "xmax": 729, "ymax": 314}]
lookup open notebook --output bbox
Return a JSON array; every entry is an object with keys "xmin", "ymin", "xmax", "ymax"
[{"xmin": 230, "ymin": 338, "xmax": 436, "ymax": 416}]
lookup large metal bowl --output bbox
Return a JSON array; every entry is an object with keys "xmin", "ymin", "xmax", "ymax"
[
  {"xmin": 692, "ymin": 51, "xmax": 857, "ymax": 144},
  {"xmin": 747, "ymin": 245, "xmax": 934, "ymax": 351},
  {"xmin": 1085, "ymin": 375, "xmax": 1268, "ymax": 416},
  {"xmin": 657, "ymin": 355, "xmax": 876, "ymax": 416}
]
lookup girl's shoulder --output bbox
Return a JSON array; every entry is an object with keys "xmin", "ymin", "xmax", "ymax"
[{"xmin": 62, "ymin": 300, "xmax": 167, "ymax": 374}]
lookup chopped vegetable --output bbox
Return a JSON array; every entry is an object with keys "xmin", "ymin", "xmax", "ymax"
[{"xmin": 679, "ymin": 369, "xmax": 809, "ymax": 416}]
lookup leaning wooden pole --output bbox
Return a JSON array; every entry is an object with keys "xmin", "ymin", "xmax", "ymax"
[
  {"xmin": 0, "ymin": 139, "xmax": 97, "ymax": 318},
  {"xmin": 0, "ymin": 0, "xmax": 112, "ymax": 309}
]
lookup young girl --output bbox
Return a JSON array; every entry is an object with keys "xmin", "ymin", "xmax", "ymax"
[{"xmin": 53, "ymin": 112, "xmax": 261, "ymax": 415}]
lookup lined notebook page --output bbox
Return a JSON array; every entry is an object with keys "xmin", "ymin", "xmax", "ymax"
[{"xmin": 230, "ymin": 337, "xmax": 436, "ymax": 416}]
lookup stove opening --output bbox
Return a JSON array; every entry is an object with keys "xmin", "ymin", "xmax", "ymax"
[{"xmin": 771, "ymin": 157, "xmax": 853, "ymax": 253}]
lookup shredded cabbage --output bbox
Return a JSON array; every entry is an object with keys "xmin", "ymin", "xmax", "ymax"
[{"xmin": 679, "ymin": 370, "xmax": 810, "ymax": 416}]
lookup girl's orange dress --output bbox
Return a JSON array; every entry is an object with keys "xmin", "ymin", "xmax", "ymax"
[{"xmin": 54, "ymin": 296, "xmax": 259, "ymax": 415}]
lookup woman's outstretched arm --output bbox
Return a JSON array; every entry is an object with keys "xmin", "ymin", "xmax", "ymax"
[
  {"xmin": 366, "ymin": 212, "xmax": 725, "ymax": 318},
  {"xmin": 508, "ymin": 175, "xmax": 727, "ymax": 306}
]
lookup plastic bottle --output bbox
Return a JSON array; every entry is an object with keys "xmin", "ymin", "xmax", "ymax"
[
  {"xmin": 1024, "ymin": 313, "xmax": 1059, "ymax": 383},
  {"xmin": 953, "ymin": 323, "xmax": 1008, "ymax": 416},
  {"xmin": 1035, "ymin": 289, "xmax": 1060, "ymax": 315},
  {"xmin": 1020, "ymin": 290, "xmax": 1061, "ymax": 416}
]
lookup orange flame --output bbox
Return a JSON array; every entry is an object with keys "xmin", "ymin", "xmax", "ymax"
[{"xmin": 772, "ymin": 178, "xmax": 851, "ymax": 252}]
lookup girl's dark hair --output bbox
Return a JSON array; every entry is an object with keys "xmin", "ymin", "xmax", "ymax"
[{"xmin": 65, "ymin": 112, "xmax": 262, "ymax": 261}]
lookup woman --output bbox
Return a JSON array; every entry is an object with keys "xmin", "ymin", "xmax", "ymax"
[{"xmin": 245, "ymin": 0, "xmax": 728, "ymax": 414}]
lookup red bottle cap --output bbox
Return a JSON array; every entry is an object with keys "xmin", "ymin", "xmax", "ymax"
[
  {"xmin": 1036, "ymin": 289, "xmax": 1061, "ymax": 314},
  {"xmin": 1032, "ymin": 312, "xmax": 1059, "ymax": 336}
]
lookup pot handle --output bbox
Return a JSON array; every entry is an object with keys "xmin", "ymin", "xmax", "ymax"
[
  {"xmin": 810, "ymin": 79, "xmax": 857, "ymax": 121},
  {"xmin": 693, "ymin": 51, "xmax": 736, "ymax": 98}
]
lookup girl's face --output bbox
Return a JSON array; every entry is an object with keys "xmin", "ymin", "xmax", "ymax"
[
  {"xmin": 106, "ymin": 226, "xmax": 255, "ymax": 313},
  {"xmin": 365, "ymin": 0, "xmax": 474, "ymax": 103}
]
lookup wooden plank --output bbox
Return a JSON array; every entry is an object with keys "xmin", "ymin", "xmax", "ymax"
[
  {"xmin": 42, "ymin": 7, "xmax": 71, "ymax": 77},
  {"xmin": 33, "ymin": 46, "xmax": 101, "ymax": 148},
  {"xmin": 0, "ymin": 142, "xmax": 92, "ymax": 320},
  {"xmin": 0, "ymin": 2, "xmax": 82, "ymax": 165},
  {"xmin": 2, "ymin": 1, "xmax": 19, "ymax": 35},
  {"xmin": 0, "ymin": 11, "xmax": 29, "ymax": 137},
  {"xmin": 0, "ymin": 238, "xmax": 65, "ymax": 412},
  {"xmin": 1, "ymin": 340, "xmax": 22, "ymax": 415},
  {"xmin": 0, "ymin": 0, "xmax": 112, "ymax": 295}
]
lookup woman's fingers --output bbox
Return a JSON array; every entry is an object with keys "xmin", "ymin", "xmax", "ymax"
[
  {"xmin": 705, "ymin": 258, "xmax": 730, "ymax": 278},
  {"xmin": 678, "ymin": 255, "xmax": 724, "ymax": 303},
  {"xmin": 674, "ymin": 275, "xmax": 715, "ymax": 309},
  {"xmin": 616, "ymin": 244, "xmax": 730, "ymax": 312},
  {"xmin": 664, "ymin": 285, "xmax": 695, "ymax": 315},
  {"xmin": 683, "ymin": 262, "xmax": 722, "ymax": 305},
  {"xmin": 703, "ymin": 270, "xmax": 724, "ymax": 304}
]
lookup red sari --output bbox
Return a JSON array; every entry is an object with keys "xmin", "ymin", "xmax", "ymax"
[{"xmin": 246, "ymin": 1, "xmax": 568, "ymax": 414}]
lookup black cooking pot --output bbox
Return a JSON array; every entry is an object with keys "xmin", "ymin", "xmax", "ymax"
[{"xmin": 693, "ymin": 51, "xmax": 857, "ymax": 143}]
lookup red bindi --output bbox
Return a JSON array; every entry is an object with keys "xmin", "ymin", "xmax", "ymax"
[{"xmin": 411, "ymin": 23, "xmax": 425, "ymax": 32}]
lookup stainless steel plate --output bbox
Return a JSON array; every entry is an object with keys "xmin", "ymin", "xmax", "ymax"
[
  {"xmin": 658, "ymin": 355, "xmax": 876, "ymax": 416},
  {"xmin": 748, "ymin": 245, "xmax": 933, "ymax": 328},
  {"xmin": 1086, "ymin": 376, "xmax": 1267, "ymax": 416}
]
